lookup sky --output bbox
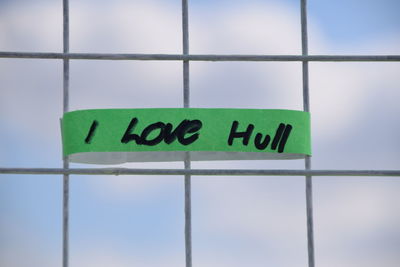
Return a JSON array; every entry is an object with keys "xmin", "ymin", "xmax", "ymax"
[{"xmin": 0, "ymin": 0, "xmax": 400, "ymax": 266}]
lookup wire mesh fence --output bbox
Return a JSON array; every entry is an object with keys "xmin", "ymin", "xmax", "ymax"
[{"xmin": 0, "ymin": 0, "xmax": 399, "ymax": 267}]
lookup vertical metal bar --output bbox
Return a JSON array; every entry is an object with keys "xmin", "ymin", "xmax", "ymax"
[
  {"xmin": 183, "ymin": 154, "xmax": 192, "ymax": 267},
  {"xmin": 182, "ymin": 1, "xmax": 192, "ymax": 267},
  {"xmin": 301, "ymin": 0, "xmax": 315, "ymax": 267},
  {"xmin": 62, "ymin": 162, "xmax": 69, "ymax": 267},
  {"xmin": 182, "ymin": 0, "xmax": 190, "ymax": 108},
  {"xmin": 62, "ymin": 0, "xmax": 70, "ymax": 267}
]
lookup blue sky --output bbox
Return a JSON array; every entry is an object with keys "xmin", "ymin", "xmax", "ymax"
[{"xmin": 0, "ymin": 0, "xmax": 400, "ymax": 266}]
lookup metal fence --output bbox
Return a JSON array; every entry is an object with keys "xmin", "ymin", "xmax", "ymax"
[{"xmin": 0, "ymin": 0, "xmax": 399, "ymax": 267}]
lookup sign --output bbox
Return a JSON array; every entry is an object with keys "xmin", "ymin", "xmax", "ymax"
[{"xmin": 61, "ymin": 108, "xmax": 311, "ymax": 164}]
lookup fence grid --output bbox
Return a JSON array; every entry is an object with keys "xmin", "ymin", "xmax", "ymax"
[
  {"xmin": 1, "ymin": 0, "xmax": 399, "ymax": 267},
  {"xmin": 62, "ymin": 0, "xmax": 70, "ymax": 266}
]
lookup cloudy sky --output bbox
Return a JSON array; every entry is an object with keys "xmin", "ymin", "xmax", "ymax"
[{"xmin": 0, "ymin": 0, "xmax": 400, "ymax": 266}]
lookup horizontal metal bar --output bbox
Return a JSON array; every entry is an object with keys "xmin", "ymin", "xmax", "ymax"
[
  {"xmin": 0, "ymin": 168, "xmax": 399, "ymax": 176},
  {"xmin": 0, "ymin": 52, "xmax": 399, "ymax": 61}
]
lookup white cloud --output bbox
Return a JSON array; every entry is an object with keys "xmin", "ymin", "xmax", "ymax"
[
  {"xmin": 190, "ymin": 2, "xmax": 301, "ymax": 54},
  {"xmin": 72, "ymin": 246, "xmax": 183, "ymax": 267},
  {"xmin": 0, "ymin": 219, "xmax": 59, "ymax": 267},
  {"xmin": 69, "ymin": 1, "xmax": 181, "ymax": 53},
  {"xmin": 1, "ymin": 0, "xmax": 399, "ymax": 140},
  {"xmin": 1, "ymin": 1, "xmax": 400, "ymax": 267},
  {"xmin": 0, "ymin": 2, "xmax": 62, "ymax": 52}
]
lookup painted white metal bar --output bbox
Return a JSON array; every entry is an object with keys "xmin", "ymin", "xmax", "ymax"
[
  {"xmin": 62, "ymin": 0, "xmax": 70, "ymax": 266},
  {"xmin": 1, "ymin": 52, "xmax": 399, "ymax": 61},
  {"xmin": 182, "ymin": 0, "xmax": 192, "ymax": 266},
  {"xmin": 1, "ymin": 168, "xmax": 400, "ymax": 176},
  {"xmin": 301, "ymin": 0, "xmax": 315, "ymax": 266}
]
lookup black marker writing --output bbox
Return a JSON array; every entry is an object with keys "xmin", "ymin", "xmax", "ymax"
[
  {"xmin": 121, "ymin": 118, "xmax": 141, "ymax": 144},
  {"xmin": 254, "ymin": 132, "xmax": 271, "ymax": 150},
  {"xmin": 140, "ymin": 122, "xmax": 165, "ymax": 146},
  {"xmin": 227, "ymin": 121, "xmax": 254, "ymax": 146},
  {"xmin": 227, "ymin": 121, "xmax": 292, "ymax": 153},
  {"xmin": 84, "ymin": 120, "xmax": 99, "ymax": 144},
  {"xmin": 271, "ymin": 123, "xmax": 285, "ymax": 150},
  {"xmin": 277, "ymin": 124, "xmax": 292, "ymax": 153},
  {"xmin": 121, "ymin": 117, "xmax": 202, "ymax": 146}
]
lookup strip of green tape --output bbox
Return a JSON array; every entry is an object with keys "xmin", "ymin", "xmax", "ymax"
[{"xmin": 61, "ymin": 108, "xmax": 311, "ymax": 164}]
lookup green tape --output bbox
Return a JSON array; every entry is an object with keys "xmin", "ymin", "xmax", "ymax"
[{"xmin": 61, "ymin": 108, "xmax": 311, "ymax": 164}]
